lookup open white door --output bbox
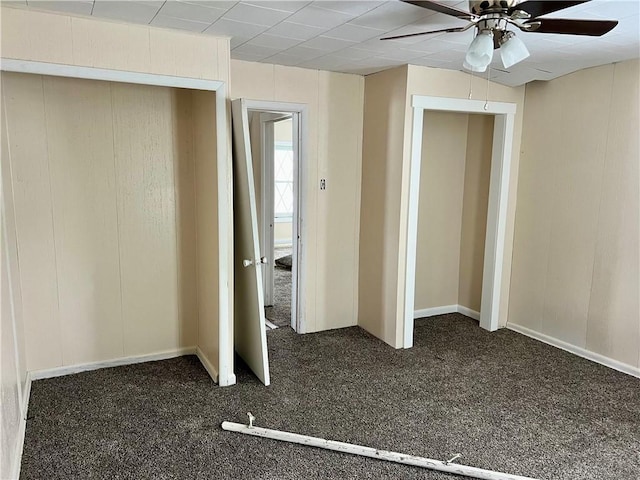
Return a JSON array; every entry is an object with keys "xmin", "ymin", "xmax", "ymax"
[{"xmin": 231, "ymin": 98, "xmax": 270, "ymax": 386}]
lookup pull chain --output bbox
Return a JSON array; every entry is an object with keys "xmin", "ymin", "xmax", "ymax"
[
  {"xmin": 484, "ymin": 65, "xmax": 491, "ymax": 110},
  {"xmin": 468, "ymin": 69, "xmax": 473, "ymax": 99}
]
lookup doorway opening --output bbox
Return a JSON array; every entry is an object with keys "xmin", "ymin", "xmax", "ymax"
[
  {"xmin": 248, "ymin": 112, "xmax": 296, "ymax": 329},
  {"xmin": 403, "ymin": 95, "xmax": 517, "ymax": 348},
  {"xmin": 412, "ymin": 110, "xmax": 494, "ymax": 328},
  {"xmin": 244, "ymin": 101, "xmax": 307, "ymax": 334}
]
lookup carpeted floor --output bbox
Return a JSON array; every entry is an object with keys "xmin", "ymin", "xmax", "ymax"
[
  {"xmin": 21, "ymin": 314, "xmax": 640, "ymax": 479},
  {"xmin": 264, "ymin": 247, "xmax": 292, "ymax": 328}
]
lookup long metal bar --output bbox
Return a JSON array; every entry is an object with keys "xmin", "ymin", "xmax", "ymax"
[{"xmin": 221, "ymin": 420, "xmax": 538, "ymax": 480}]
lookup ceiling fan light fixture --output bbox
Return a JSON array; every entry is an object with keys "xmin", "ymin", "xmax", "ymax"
[
  {"xmin": 499, "ymin": 31, "xmax": 530, "ymax": 68},
  {"xmin": 465, "ymin": 30, "xmax": 494, "ymax": 69},
  {"xmin": 463, "ymin": 60, "xmax": 487, "ymax": 73}
]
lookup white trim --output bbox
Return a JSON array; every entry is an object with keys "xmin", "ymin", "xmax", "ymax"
[
  {"xmin": 260, "ymin": 114, "xmax": 276, "ymax": 307},
  {"xmin": 403, "ymin": 95, "xmax": 517, "ymax": 348},
  {"xmin": 508, "ymin": 323, "xmax": 640, "ymax": 379},
  {"xmin": 412, "ymin": 96, "xmax": 516, "ymax": 115},
  {"xmin": 10, "ymin": 373, "xmax": 30, "ymax": 480},
  {"xmin": 457, "ymin": 305, "xmax": 480, "ymax": 321},
  {"xmin": 29, "ymin": 348, "xmax": 197, "ymax": 381},
  {"xmin": 413, "ymin": 305, "xmax": 480, "ymax": 321},
  {"xmin": 0, "ymin": 59, "xmax": 223, "ymax": 92},
  {"xmin": 265, "ymin": 319, "xmax": 279, "ymax": 330},
  {"xmin": 413, "ymin": 305, "xmax": 458, "ymax": 319},
  {"xmin": 196, "ymin": 347, "xmax": 220, "ymax": 383},
  {"xmin": 215, "ymin": 84, "xmax": 235, "ymax": 388},
  {"xmin": 10, "ymin": 406, "xmax": 27, "ymax": 480}
]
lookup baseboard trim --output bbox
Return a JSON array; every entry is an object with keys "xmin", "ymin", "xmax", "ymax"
[
  {"xmin": 29, "ymin": 347, "xmax": 197, "ymax": 381},
  {"xmin": 414, "ymin": 305, "xmax": 480, "ymax": 321},
  {"xmin": 196, "ymin": 347, "xmax": 219, "ymax": 383},
  {"xmin": 456, "ymin": 305, "xmax": 480, "ymax": 321},
  {"xmin": 10, "ymin": 373, "xmax": 30, "ymax": 480},
  {"xmin": 508, "ymin": 323, "xmax": 640, "ymax": 379}
]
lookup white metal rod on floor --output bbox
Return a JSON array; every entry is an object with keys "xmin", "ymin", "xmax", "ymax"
[{"xmin": 221, "ymin": 421, "xmax": 538, "ymax": 480}]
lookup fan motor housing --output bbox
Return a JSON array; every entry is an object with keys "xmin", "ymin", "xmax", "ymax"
[{"xmin": 469, "ymin": 0, "xmax": 521, "ymax": 16}]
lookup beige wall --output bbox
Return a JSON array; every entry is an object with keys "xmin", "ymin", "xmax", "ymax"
[
  {"xmin": 1, "ymin": 73, "xmax": 207, "ymax": 371},
  {"xmin": 359, "ymin": 66, "xmax": 408, "ymax": 342},
  {"xmin": 1, "ymin": 91, "xmax": 28, "ymax": 480},
  {"xmin": 459, "ymin": 115, "xmax": 494, "ymax": 312},
  {"xmin": 192, "ymin": 91, "xmax": 220, "ymax": 371},
  {"xmin": 0, "ymin": 7, "xmax": 230, "ymax": 82},
  {"xmin": 231, "ymin": 60, "xmax": 364, "ymax": 332},
  {"xmin": 509, "ymin": 59, "xmax": 640, "ymax": 370},
  {"xmin": 360, "ymin": 65, "xmax": 524, "ymax": 347},
  {"xmin": 413, "ymin": 112, "xmax": 493, "ymax": 313},
  {"xmin": 414, "ymin": 111, "xmax": 468, "ymax": 310},
  {"xmin": 0, "ymin": 6, "xmax": 229, "ymax": 379}
]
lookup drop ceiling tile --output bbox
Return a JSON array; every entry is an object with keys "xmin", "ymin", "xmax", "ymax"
[
  {"xmin": 323, "ymin": 23, "xmax": 385, "ymax": 42},
  {"xmin": 244, "ymin": 1, "xmax": 310, "ymax": 13},
  {"xmin": 233, "ymin": 42, "xmax": 282, "ymax": 58},
  {"xmin": 159, "ymin": 1, "xmax": 227, "ymax": 23},
  {"xmin": 281, "ymin": 44, "xmax": 326, "ymax": 60},
  {"xmin": 285, "ymin": 5, "xmax": 353, "ymax": 29},
  {"xmin": 266, "ymin": 21, "xmax": 327, "ymax": 40},
  {"xmin": 299, "ymin": 35, "xmax": 357, "ymax": 52},
  {"xmin": 312, "ymin": 1, "xmax": 383, "ymax": 16},
  {"xmin": 297, "ymin": 55, "xmax": 350, "ymax": 70},
  {"xmin": 222, "ymin": 3, "xmax": 292, "ymax": 26},
  {"xmin": 350, "ymin": 1, "xmax": 432, "ymax": 30},
  {"xmin": 333, "ymin": 46, "xmax": 375, "ymax": 61},
  {"xmin": 92, "ymin": 1, "xmax": 161, "ymax": 24},
  {"xmin": 188, "ymin": 1, "xmax": 237, "ymax": 9},
  {"xmin": 205, "ymin": 17, "xmax": 268, "ymax": 38},
  {"xmin": 233, "ymin": 51, "xmax": 270, "ymax": 62},
  {"xmin": 378, "ymin": 48, "xmax": 424, "ymax": 62},
  {"xmin": 229, "ymin": 36, "xmax": 251, "ymax": 48},
  {"xmin": 246, "ymin": 33, "xmax": 301, "ymax": 49},
  {"xmin": 28, "ymin": 1, "xmax": 93, "ymax": 15},
  {"xmin": 263, "ymin": 52, "xmax": 306, "ymax": 66},
  {"xmin": 151, "ymin": 14, "xmax": 210, "ymax": 32}
]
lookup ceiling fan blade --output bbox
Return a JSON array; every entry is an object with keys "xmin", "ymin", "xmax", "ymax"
[
  {"xmin": 402, "ymin": 1, "xmax": 477, "ymax": 21},
  {"xmin": 509, "ymin": 1, "xmax": 590, "ymax": 18},
  {"xmin": 523, "ymin": 18, "xmax": 618, "ymax": 36},
  {"xmin": 381, "ymin": 26, "xmax": 469, "ymax": 41}
]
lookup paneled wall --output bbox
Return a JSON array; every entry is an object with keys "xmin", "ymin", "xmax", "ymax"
[
  {"xmin": 0, "ymin": 7, "xmax": 230, "ymax": 83},
  {"xmin": 193, "ymin": 90, "xmax": 220, "ymax": 373},
  {"xmin": 459, "ymin": 115, "xmax": 493, "ymax": 312},
  {"xmin": 413, "ymin": 112, "xmax": 493, "ymax": 314},
  {"xmin": 414, "ymin": 111, "xmax": 469, "ymax": 311},
  {"xmin": 2, "ymin": 72, "xmax": 209, "ymax": 372},
  {"xmin": 510, "ymin": 59, "xmax": 640, "ymax": 371},
  {"xmin": 1, "ymin": 95, "xmax": 28, "ymax": 480},
  {"xmin": 231, "ymin": 60, "xmax": 364, "ymax": 333}
]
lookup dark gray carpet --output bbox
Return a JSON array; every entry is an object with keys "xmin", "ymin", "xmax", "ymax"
[
  {"xmin": 264, "ymin": 248, "xmax": 292, "ymax": 328},
  {"xmin": 21, "ymin": 314, "xmax": 640, "ymax": 480}
]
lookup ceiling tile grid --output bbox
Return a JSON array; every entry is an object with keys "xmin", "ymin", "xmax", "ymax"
[{"xmin": 11, "ymin": 0, "xmax": 640, "ymax": 86}]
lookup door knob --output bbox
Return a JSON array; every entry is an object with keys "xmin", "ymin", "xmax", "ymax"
[{"xmin": 242, "ymin": 259, "xmax": 253, "ymax": 267}]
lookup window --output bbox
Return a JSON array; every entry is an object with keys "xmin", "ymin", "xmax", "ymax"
[{"xmin": 274, "ymin": 141, "xmax": 293, "ymax": 222}]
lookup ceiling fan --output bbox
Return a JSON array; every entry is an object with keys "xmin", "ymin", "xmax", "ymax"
[{"xmin": 381, "ymin": 1, "xmax": 619, "ymax": 72}]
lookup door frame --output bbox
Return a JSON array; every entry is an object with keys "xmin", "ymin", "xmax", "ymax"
[
  {"xmin": 243, "ymin": 100, "xmax": 307, "ymax": 333},
  {"xmin": 403, "ymin": 95, "xmax": 516, "ymax": 348},
  {"xmin": 0, "ymin": 58, "xmax": 236, "ymax": 387}
]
